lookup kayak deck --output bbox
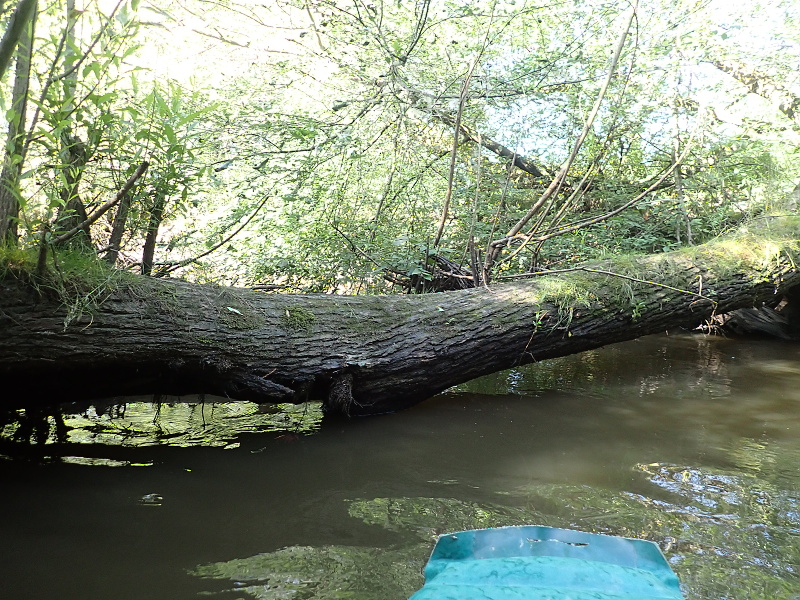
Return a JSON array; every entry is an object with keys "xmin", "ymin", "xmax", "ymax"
[{"xmin": 409, "ymin": 526, "xmax": 685, "ymax": 600}]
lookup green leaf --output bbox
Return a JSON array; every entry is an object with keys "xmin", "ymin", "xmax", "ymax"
[
  {"xmin": 82, "ymin": 61, "xmax": 101, "ymax": 79},
  {"xmin": 163, "ymin": 123, "xmax": 177, "ymax": 146},
  {"xmin": 116, "ymin": 4, "xmax": 131, "ymax": 25},
  {"xmin": 175, "ymin": 105, "xmax": 217, "ymax": 128},
  {"xmin": 289, "ymin": 127, "xmax": 316, "ymax": 140},
  {"xmin": 153, "ymin": 91, "xmax": 169, "ymax": 116}
]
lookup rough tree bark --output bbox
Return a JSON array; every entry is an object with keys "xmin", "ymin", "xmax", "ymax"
[{"xmin": 1, "ymin": 217, "xmax": 799, "ymax": 416}]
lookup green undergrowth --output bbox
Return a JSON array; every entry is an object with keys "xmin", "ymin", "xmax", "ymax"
[
  {"xmin": 1, "ymin": 245, "xmax": 137, "ymax": 329},
  {"xmin": 534, "ymin": 274, "xmax": 597, "ymax": 311},
  {"xmin": 522, "ymin": 215, "xmax": 800, "ymax": 323},
  {"xmin": 0, "ymin": 244, "xmax": 37, "ymax": 277},
  {"xmin": 683, "ymin": 216, "xmax": 800, "ymax": 278}
]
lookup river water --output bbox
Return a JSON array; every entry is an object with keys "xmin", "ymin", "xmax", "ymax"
[{"xmin": 2, "ymin": 333, "xmax": 800, "ymax": 599}]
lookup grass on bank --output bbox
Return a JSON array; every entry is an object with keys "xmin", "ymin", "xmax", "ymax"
[{"xmin": 0, "ymin": 244, "xmax": 138, "ymax": 329}]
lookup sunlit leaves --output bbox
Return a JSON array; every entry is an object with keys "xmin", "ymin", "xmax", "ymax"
[{"xmin": 6, "ymin": 0, "xmax": 798, "ymax": 288}]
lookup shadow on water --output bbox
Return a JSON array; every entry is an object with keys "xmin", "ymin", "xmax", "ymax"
[{"xmin": 2, "ymin": 333, "xmax": 800, "ymax": 599}]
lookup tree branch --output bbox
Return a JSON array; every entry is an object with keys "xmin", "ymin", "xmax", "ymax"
[
  {"xmin": 483, "ymin": 1, "xmax": 639, "ymax": 276},
  {"xmin": 161, "ymin": 192, "xmax": 272, "ymax": 275},
  {"xmin": 0, "ymin": 0, "xmax": 37, "ymax": 81},
  {"xmin": 711, "ymin": 59, "xmax": 800, "ymax": 129},
  {"xmin": 52, "ymin": 160, "xmax": 149, "ymax": 246}
]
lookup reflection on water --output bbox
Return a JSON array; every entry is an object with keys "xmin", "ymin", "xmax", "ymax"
[
  {"xmin": 0, "ymin": 398, "xmax": 324, "ymax": 459},
  {"xmin": 2, "ymin": 333, "xmax": 800, "ymax": 599},
  {"xmin": 192, "ymin": 542, "xmax": 427, "ymax": 600}
]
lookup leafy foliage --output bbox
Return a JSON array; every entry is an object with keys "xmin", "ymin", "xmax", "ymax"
[{"xmin": 0, "ymin": 0, "xmax": 797, "ymax": 290}]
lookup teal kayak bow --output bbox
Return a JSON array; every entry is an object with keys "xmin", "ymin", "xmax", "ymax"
[{"xmin": 409, "ymin": 526, "xmax": 685, "ymax": 600}]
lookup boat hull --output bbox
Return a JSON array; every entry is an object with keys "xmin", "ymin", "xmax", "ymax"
[{"xmin": 409, "ymin": 526, "xmax": 685, "ymax": 600}]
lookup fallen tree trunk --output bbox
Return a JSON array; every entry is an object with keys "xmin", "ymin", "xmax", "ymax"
[{"xmin": 2, "ymin": 217, "xmax": 799, "ymax": 415}]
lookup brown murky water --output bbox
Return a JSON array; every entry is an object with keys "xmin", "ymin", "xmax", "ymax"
[{"xmin": 2, "ymin": 333, "xmax": 800, "ymax": 599}]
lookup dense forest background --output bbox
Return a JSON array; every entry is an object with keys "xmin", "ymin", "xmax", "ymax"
[{"xmin": 0, "ymin": 0, "xmax": 798, "ymax": 293}]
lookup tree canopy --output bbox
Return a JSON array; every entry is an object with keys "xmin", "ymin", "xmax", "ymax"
[{"xmin": 0, "ymin": 0, "xmax": 799, "ymax": 291}]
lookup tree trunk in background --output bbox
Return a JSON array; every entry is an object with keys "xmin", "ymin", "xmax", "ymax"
[
  {"xmin": 53, "ymin": 1, "xmax": 92, "ymax": 251},
  {"xmin": 141, "ymin": 192, "xmax": 166, "ymax": 275},
  {"xmin": 0, "ymin": 0, "xmax": 38, "ymax": 81},
  {"xmin": 1, "ymin": 216, "xmax": 799, "ymax": 416},
  {"xmin": 54, "ymin": 132, "xmax": 92, "ymax": 249},
  {"xmin": 0, "ymin": 3, "xmax": 35, "ymax": 243},
  {"xmin": 104, "ymin": 187, "xmax": 134, "ymax": 266}
]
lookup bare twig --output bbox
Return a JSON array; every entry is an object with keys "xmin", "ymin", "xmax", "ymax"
[
  {"xmin": 433, "ymin": 8, "xmax": 494, "ymax": 247},
  {"xmin": 161, "ymin": 193, "xmax": 272, "ymax": 274},
  {"xmin": 533, "ymin": 132, "xmax": 698, "ymax": 243},
  {"xmin": 496, "ymin": 139, "xmax": 693, "ymax": 269},
  {"xmin": 483, "ymin": 0, "xmax": 639, "ymax": 275},
  {"xmin": 52, "ymin": 160, "xmax": 149, "ymax": 245},
  {"xmin": 331, "ymin": 223, "xmax": 382, "ymax": 267}
]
